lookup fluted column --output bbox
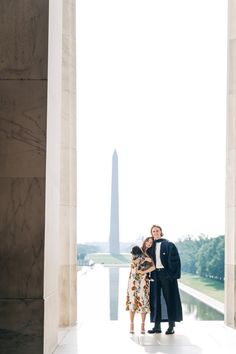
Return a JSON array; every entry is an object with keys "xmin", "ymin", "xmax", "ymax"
[
  {"xmin": 225, "ymin": 0, "xmax": 236, "ymax": 329},
  {"xmin": 58, "ymin": 0, "xmax": 77, "ymax": 327}
]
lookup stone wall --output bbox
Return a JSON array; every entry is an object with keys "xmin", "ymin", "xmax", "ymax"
[{"xmin": 0, "ymin": 1, "xmax": 77, "ymax": 353}]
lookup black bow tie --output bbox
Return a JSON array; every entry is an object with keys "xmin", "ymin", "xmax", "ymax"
[{"xmin": 154, "ymin": 239, "xmax": 161, "ymax": 243}]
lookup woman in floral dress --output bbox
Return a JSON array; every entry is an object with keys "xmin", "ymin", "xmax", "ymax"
[{"xmin": 126, "ymin": 237, "xmax": 155, "ymax": 334}]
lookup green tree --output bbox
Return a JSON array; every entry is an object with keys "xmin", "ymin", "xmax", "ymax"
[
  {"xmin": 195, "ymin": 235, "xmax": 224, "ymax": 281},
  {"xmin": 176, "ymin": 234, "xmax": 224, "ymax": 282},
  {"xmin": 206, "ymin": 236, "xmax": 224, "ymax": 280}
]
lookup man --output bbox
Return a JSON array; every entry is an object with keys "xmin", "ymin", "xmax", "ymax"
[{"xmin": 147, "ymin": 225, "xmax": 183, "ymax": 335}]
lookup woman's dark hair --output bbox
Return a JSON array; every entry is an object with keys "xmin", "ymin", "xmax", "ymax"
[
  {"xmin": 141, "ymin": 236, "xmax": 153, "ymax": 252},
  {"xmin": 150, "ymin": 225, "xmax": 164, "ymax": 237}
]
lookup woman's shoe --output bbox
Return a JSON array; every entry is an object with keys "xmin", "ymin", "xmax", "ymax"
[
  {"xmin": 141, "ymin": 322, "xmax": 145, "ymax": 334},
  {"xmin": 130, "ymin": 322, "xmax": 134, "ymax": 334}
]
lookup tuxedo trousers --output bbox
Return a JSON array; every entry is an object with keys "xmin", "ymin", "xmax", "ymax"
[{"xmin": 150, "ymin": 268, "xmax": 182, "ymax": 324}]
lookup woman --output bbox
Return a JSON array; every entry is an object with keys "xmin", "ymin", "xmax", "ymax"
[{"xmin": 126, "ymin": 237, "xmax": 155, "ymax": 334}]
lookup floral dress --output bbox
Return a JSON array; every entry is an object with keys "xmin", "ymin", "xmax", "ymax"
[{"xmin": 126, "ymin": 260, "xmax": 151, "ymax": 313}]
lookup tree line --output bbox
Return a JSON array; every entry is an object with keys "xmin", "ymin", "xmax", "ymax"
[{"xmin": 176, "ymin": 234, "xmax": 224, "ymax": 282}]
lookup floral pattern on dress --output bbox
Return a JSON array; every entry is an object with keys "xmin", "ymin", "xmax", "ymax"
[{"xmin": 126, "ymin": 261, "xmax": 150, "ymax": 313}]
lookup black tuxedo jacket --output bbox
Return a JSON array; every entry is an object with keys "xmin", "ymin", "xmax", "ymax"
[{"xmin": 147, "ymin": 238, "xmax": 181, "ymax": 279}]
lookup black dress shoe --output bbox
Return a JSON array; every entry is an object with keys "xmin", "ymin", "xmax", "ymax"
[
  {"xmin": 165, "ymin": 327, "xmax": 175, "ymax": 335},
  {"xmin": 147, "ymin": 327, "xmax": 162, "ymax": 334}
]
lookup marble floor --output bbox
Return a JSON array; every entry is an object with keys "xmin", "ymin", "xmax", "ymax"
[{"xmin": 53, "ymin": 266, "xmax": 236, "ymax": 354}]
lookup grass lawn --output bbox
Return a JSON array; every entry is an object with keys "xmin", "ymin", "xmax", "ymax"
[
  {"xmin": 180, "ymin": 272, "xmax": 224, "ymax": 303},
  {"xmin": 87, "ymin": 253, "xmax": 131, "ymax": 265}
]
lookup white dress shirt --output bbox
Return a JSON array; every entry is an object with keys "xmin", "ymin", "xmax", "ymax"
[{"xmin": 155, "ymin": 242, "xmax": 164, "ymax": 268}]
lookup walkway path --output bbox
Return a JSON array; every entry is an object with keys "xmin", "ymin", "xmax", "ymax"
[{"xmin": 54, "ymin": 319, "xmax": 236, "ymax": 354}]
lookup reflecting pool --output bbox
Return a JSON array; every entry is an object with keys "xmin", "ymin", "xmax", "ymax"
[
  {"xmin": 77, "ymin": 266, "xmax": 224, "ymax": 324},
  {"xmin": 180, "ymin": 289, "xmax": 223, "ymax": 321}
]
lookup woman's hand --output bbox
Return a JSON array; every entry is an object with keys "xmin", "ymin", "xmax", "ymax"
[{"xmin": 145, "ymin": 257, "xmax": 152, "ymax": 262}]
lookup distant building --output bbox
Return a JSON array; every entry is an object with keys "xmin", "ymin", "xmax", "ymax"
[{"xmin": 109, "ymin": 150, "xmax": 120, "ymax": 254}]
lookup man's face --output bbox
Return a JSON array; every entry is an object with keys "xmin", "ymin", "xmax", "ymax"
[{"xmin": 152, "ymin": 227, "xmax": 162, "ymax": 240}]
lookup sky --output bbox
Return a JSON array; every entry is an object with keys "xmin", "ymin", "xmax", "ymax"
[{"xmin": 76, "ymin": 0, "xmax": 228, "ymax": 244}]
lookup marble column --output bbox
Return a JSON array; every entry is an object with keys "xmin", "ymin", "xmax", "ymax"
[
  {"xmin": 58, "ymin": 0, "xmax": 77, "ymax": 327},
  {"xmin": 225, "ymin": 0, "xmax": 236, "ymax": 329},
  {"xmin": 0, "ymin": 0, "xmax": 77, "ymax": 353},
  {"xmin": 44, "ymin": 0, "xmax": 63, "ymax": 353}
]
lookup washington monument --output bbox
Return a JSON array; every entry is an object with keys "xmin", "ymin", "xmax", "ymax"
[{"xmin": 109, "ymin": 150, "xmax": 120, "ymax": 254}]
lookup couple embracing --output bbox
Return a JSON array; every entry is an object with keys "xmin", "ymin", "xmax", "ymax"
[{"xmin": 126, "ymin": 225, "xmax": 183, "ymax": 335}]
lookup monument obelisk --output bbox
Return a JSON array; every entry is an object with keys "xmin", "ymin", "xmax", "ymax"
[{"xmin": 109, "ymin": 150, "xmax": 120, "ymax": 254}]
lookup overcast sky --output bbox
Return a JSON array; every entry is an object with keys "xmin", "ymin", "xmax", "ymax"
[{"xmin": 76, "ymin": 0, "xmax": 228, "ymax": 244}]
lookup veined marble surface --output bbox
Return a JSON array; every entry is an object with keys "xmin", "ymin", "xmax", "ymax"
[
  {"xmin": 0, "ymin": 299, "xmax": 43, "ymax": 354},
  {"xmin": 0, "ymin": 80, "xmax": 47, "ymax": 178},
  {"xmin": 0, "ymin": 177, "xmax": 45, "ymax": 298},
  {"xmin": 0, "ymin": 0, "xmax": 48, "ymax": 79}
]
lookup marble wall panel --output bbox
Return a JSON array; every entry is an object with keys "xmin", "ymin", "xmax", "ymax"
[
  {"xmin": 226, "ymin": 0, "xmax": 236, "ymax": 329},
  {"xmin": 225, "ymin": 205, "xmax": 236, "ymax": 264},
  {"xmin": 225, "ymin": 158, "xmax": 236, "ymax": 208},
  {"xmin": 69, "ymin": 264, "xmax": 77, "ymax": 324},
  {"xmin": 227, "ymin": 95, "xmax": 236, "ymax": 150},
  {"xmin": 0, "ymin": 299, "xmax": 43, "ymax": 354},
  {"xmin": 58, "ymin": 0, "xmax": 77, "ymax": 330},
  {"xmin": 69, "ymin": 206, "xmax": 77, "ymax": 263},
  {"xmin": 225, "ymin": 264, "xmax": 236, "ymax": 327},
  {"xmin": 59, "ymin": 206, "xmax": 77, "ymax": 326},
  {"xmin": 60, "ymin": 114, "xmax": 76, "ymax": 153},
  {"xmin": 225, "ymin": 179, "xmax": 232, "ymax": 211},
  {"xmin": 59, "ymin": 265, "xmax": 70, "ymax": 326},
  {"xmin": 43, "ymin": 178, "xmax": 60, "ymax": 298},
  {"xmin": 229, "ymin": 0, "xmax": 236, "ymax": 39},
  {"xmin": 60, "ymin": 116, "xmax": 70, "ymax": 149},
  {"xmin": 63, "ymin": 0, "xmax": 76, "ymax": 40},
  {"xmin": 0, "ymin": 0, "xmax": 48, "ymax": 79},
  {"xmin": 60, "ymin": 147, "xmax": 76, "ymax": 206},
  {"xmin": 59, "ymin": 264, "xmax": 77, "ymax": 327},
  {"xmin": 0, "ymin": 178, "xmax": 45, "ymax": 298},
  {"xmin": 59, "ymin": 205, "xmax": 70, "ymax": 265},
  {"xmin": 228, "ymin": 39, "xmax": 236, "ymax": 94},
  {"xmin": 44, "ymin": 292, "xmax": 58, "ymax": 354},
  {"xmin": 0, "ymin": 80, "xmax": 47, "ymax": 178},
  {"xmin": 61, "ymin": 97, "xmax": 76, "ymax": 150},
  {"xmin": 62, "ymin": 37, "xmax": 76, "ymax": 97},
  {"xmin": 70, "ymin": 116, "xmax": 77, "ymax": 151}
]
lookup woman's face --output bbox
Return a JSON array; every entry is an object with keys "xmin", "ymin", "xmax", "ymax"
[
  {"xmin": 151, "ymin": 226, "xmax": 162, "ymax": 240},
  {"xmin": 145, "ymin": 238, "xmax": 153, "ymax": 249}
]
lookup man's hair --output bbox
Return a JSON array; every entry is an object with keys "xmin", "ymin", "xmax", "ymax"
[{"xmin": 150, "ymin": 224, "xmax": 164, "ymax": 236}]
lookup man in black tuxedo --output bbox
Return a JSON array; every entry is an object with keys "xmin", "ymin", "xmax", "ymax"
[{"xmin": 147, "ymin": 225, "xmax": 183, "ymax": 334}]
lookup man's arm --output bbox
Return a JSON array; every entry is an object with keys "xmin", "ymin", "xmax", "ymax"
[{"xmin": 167, "ymin": 242, "xmax": 181, "ymax": 279}]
